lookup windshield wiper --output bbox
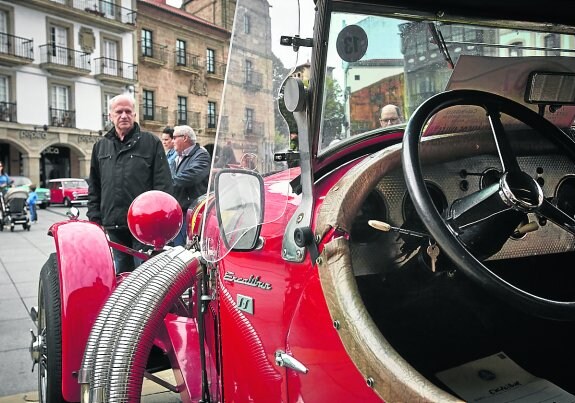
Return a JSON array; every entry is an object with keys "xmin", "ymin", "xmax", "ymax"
[{"xmin": 428, "ymin": 22, "xmax": 454, "ymax": 69}]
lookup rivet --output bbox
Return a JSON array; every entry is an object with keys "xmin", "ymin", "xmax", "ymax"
[
  {"xmin": 296, "ymin": 213, "xmax": 304, "ymax": 223},
  {"xmin": 316, "ymin": 256, "xmax": 323, "ymax": 265},
  {"xmin": 333, "ymin": 186, "xmax": 339, "ymax": 191},
  {"xmin": 296, "ymin": 250, "xmax": 302, "ymax": 258},
  {"xmin": 315, "ymin": 234, "xmax": 320, "ymax": 243},
  {"xmin": 283, "ymin": 249, "xmax": 287, "ymax": 256},
  {"xmin": 333, "ymin": 320, "xmax": 340, "ymax": 330},
  {"xmin": 366, "ymin": 377, "xmax": 375, "ymax": 388}
]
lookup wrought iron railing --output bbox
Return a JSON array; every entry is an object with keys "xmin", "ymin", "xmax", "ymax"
[
  {"xmin": 94, "ymin": 58, "xmax": 136, "ymax": 80},
  {"xmin": 101, "ymin": 114, "xmax": 112, "ymax": 130},
  {"xmin": 245, "ymin": 121, "xmax": 264, "ymax": 137},
  {"xmin": 0, "ymin": 101, "xmax": 16, "ymax": 122},
  {"xmin": 39, "ymin": 44, "xmax": 91, "ymax": 71},
  {"xmin": 206, "ymin": 61, "xmax": 226, "ymax": 78},
  {"xmin": 174, "ymin": 52, "xmax": 202, "ymax": 69},
  {"xmin": 141, "ymin": 105, "xmax": 167, "ymax": 123},
  {"xmin": 175, "ymin": 110, "xmax": 201, "ymax": 128},
  {"xmin": 56, "ymin": 0, "xmax": 137, "ymax": 24},
  {"xmin": 49, "ymin": 107, "xmax": 76, "ymax": 128},
  {"xmin": 244, "ymin": 70, "xmax": 263, "ymax": 89},
  {"xmin": 0, "ymin": 33, "xmax": 33, "ymax": 60},
  {"xmin": 139, "ymin": 41, "xmax": 167, "ymax": 63}
]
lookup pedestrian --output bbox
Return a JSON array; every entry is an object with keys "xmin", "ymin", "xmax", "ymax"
[
  {"xmin": 379, "ymin": 104, "xmax": 403, "ymax": 127},
  {"xmin": 215, "ymin": 140, "xmax": 237, "ymax": 168},
  {"xmin": 161, "ymin": 126, "xmax": 177, "ymax": 165},
  {"xmin": 27, "ymin": 184, "xmax": 38, "ymax": 223},
  {"xmin": 0, "ymin": 162, "xmax": 10, "ymax": 194},
  {"xmin": 170, "ymin": 125, "xmax": 211, "ymax": 246},
  {"xmin": 87, "ymin": 93, "xmax": 173, "ymax": 273}
]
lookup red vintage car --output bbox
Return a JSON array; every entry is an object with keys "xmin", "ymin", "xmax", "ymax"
[{"xmin": 30, "ymin": 0, "xmax": 575, "ymax": 401}]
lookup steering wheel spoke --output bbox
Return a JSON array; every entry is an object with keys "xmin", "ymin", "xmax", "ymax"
[
  {"xmin": 487, "ymin": 107, "xmax": 521, "ymax": 173},
  {"xmin": 538, "ymin": 198, "xmax": 575, "ymax": 235}
]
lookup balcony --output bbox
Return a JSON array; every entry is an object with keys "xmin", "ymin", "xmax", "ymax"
[
  {"xmin": 206, "ymin": 61, "xmax": 226, "ymax": 81},
  {"xmin": 39, "ymin": 44, "xmax": 91, "ymax": 76},
  {"xmin": 0, "ymin": 33, "xmax": 33, "ymax": 66},
  {"xmin": 20, "ymin": 0, "xmax": 136, "ymax": 31},
  {"xmin": 141, "ymin": 106, "xmax": 168, "ymax": 125},
  {"xmin": 49, "ymin": 107, "xmax": 75, "ymax": 128},
  {"xmin": 174, "ymin": 52, "xmax": 202, "ymax": 74},
  {"xmin": 175, "ymin": 110, "xmax": 201, "ymax": 128},
  {"xmin": 139, "ymin": 42, "xmax": 167, "ymax": 67},
  {"xmin": 243, "ymin": 70, "xmax": 263, "ymax": 91},
  {"xmin": 245, "ymin": 121, "xmax": 264, "ymax": 137},
  {"xmin": 94, "ymin": 58, "xmax": 136, "ymax": 85},
  {"xmin": 0, "ymin": 102, "xmax": 17, "ymax": 122}
]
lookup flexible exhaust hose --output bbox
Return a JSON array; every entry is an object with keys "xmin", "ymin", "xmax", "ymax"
[
  {"xmin": 104, "ymin": 248, "xmax": 200, "ymax": 402},
  {"xmin": 79, "ymin": 247, "xmax": 186, "ymax": 402}
]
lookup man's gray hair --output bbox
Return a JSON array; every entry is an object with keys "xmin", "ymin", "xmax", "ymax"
[
  {"xmin": 108, "ymin": 93, "xmax": 135, "ymax": 113},
  {"xmin": 174, "ymin": 125, "xmax": 197, "ymax": 141}
]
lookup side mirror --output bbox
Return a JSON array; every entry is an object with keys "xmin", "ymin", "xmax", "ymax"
[{"xmin": 215, "ymin": 169, "xmax": 264, "ymax": 251}]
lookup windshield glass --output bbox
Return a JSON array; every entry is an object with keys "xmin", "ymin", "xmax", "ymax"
[
  {"xmin": 12, "ymin": 177, "xmax": 32, "ymax": 187},
  {"xmin": 64, "ymin": 180, "xmax": 88, "ymax": 189},
  {"xmin": 319, "ymin": 11, "xmax": 575, "ymax": 151},
  {"xmin": 200, "ymin": 0, "xmax": 313, "ymax": 263}
]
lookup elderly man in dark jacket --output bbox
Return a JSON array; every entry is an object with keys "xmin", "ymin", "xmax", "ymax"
[
  {"xmin": 170, "ymin": 125, "xmax": 211, "ymax": 246},
  {"xmin": 88, "ymin": 93, "xmax": 173, "ymax": 273}
]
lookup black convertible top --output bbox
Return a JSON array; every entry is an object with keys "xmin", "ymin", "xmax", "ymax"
[{"xmin": 333, "ymin": 0, "xmax": 574, "ymax": 28}]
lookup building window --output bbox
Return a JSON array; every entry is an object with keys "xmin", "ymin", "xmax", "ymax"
[
  {"xmin": 50, "ymin": 25, "xmax": 69, "ymax": 64},
  {"xmin": 244, "ymin": 14, "xmax": 250, "ymax": 34},
  {"xmin": 143, "ymin": 90, "xmax": 154, "ymax": 120},
  {"xmin": 176, "ymin": 39, "xmax": 186, "ymax": 66},
  {"xmin": 0, "ymin": 76, "xmax": 8, "ymax": 103},
  {"xmin": 177, "ymin": 96, "xmax": 187, "ymax": 125},
  {"xmin": 245, "ymin": 108, "xmax": 253, "ymax": 133},
  {"xmin": 354, "ymin": 75, "xmax": 360, "ymax": 80},
  {"xmin": 544, "ymin": 34, "xmax": 560, "ymax": 56},
  {"xmin": 206, "ymin": 48, "xmax": 215, "ymax": 73},
  {"xmin": 142, "ymin": 29, "xmax": 153, "ymax": 57},
  {"xmin": 509, "ymin": 41, "xmax": 523, "ymax": 57},
  {"xmin": 207, "ymin": 101, "xmax": 216, "ymax": 129},
  {"xmin": 50, "ymin": 84, "xmax": 72, "ymax": 127},
  {"xmin": 245, "ymin": 60, "xmax": 252, "ymax": 83},
  {"xmin": 102, "ymin": 38, "xmax": 119, "ymax": 75}
]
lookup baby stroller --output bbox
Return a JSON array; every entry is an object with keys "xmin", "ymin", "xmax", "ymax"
[{"xmin": 0, "ymin": 188, "xmax": 31, "ymax": 232}]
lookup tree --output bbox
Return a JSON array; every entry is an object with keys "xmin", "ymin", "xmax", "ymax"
[{"xmin": 321, "ymin": 76, "xmax": 345, "ymax": 147}]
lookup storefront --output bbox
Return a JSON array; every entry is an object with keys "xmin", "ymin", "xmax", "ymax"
[{"xmin": 0, "ymin": 126, "xmax": 95, "ymax": 187}]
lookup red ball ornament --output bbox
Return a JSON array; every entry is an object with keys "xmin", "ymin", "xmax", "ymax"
[{"xmin": 128, "ymin": 191, "xmax": 182, "ymax": 250}]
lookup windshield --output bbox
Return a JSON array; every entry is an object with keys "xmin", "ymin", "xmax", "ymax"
[
  {"xmin": 63, "ymin": 180, "xmax": 88, "ymax": 189},
  {"xmin": 200, "ymin": 0, "xmax": 313, "ymax": 263},
  {"xmin": 319, "ymin": 11, "xmax": 575, "ymax": 152}
]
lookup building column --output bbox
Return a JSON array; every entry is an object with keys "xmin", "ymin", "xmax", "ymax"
[
  {"xmin": 79, "ymin": 157, "xmax": 91, "ymax": 179},
  {"xmin": 22, "ymin": 155, "xmax": 41, "ymax": 186}
]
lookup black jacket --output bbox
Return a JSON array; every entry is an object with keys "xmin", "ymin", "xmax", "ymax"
[
  {"xmin": 87, "ymin": 123, "xmax": 173, "ymax": 229},
  {"xmin": 170, "ymin": 143, "xmax": 211, "ymax": 211}
]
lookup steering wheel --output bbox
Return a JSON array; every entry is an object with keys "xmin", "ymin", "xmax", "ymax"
[{"xmin": 402, "ymin": 89, "xmax": 575, "ymax": 321}]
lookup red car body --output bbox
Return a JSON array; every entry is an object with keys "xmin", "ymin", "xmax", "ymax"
[
  {"xmin": 47, "ymin": 178, "xmax": 89, "ymax": 207},
  {"xmin": 31, "ymin": 0, "xmax": 575, "ymax": 402}
]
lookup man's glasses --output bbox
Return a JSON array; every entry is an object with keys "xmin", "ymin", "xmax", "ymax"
[
  {"xmin": 173, "ymin": 134, "xmax": 186, "ymax": 138},
  {"xmin": 380, "ymin": 118, "xmax": 400, "ymax": 124}
]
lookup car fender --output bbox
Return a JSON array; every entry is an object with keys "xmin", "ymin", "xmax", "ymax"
[{"xmin": 49, "ymin": 220, "xmax": 116, "ymax": 402}]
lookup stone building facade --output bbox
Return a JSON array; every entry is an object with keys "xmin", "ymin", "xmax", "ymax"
[{"xmin": 137, "ymin": 0, "xmax": 234, "ymax": 153}]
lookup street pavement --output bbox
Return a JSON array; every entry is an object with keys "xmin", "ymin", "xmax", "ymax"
[{"xmin": 0, "ymin": 206, "xmax": 181, "ymax": 402}]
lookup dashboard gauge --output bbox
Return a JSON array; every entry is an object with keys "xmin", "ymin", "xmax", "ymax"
[
  {"xmin": 480, "ymin": 168, "xmax": 502, "ymax": 189},
  {"xmin": 555, "ymin": 176, "xmax": 575, "ymax": 219},
  {"xmin": 350, "ymin": 190, "xmax": 388, "ymax": 244},
  {"xmin": 402, "ymin": 181, "xmax": 448, "ymax": 221}
]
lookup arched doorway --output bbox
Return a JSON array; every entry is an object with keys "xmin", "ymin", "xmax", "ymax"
[{"xmin": 40, "ymin": 145, "xmax": 70, "ymax": 187}]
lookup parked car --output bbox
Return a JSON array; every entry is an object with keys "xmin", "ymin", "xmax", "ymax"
[
  {"xmin": 47, "ymin": 178, "xmax": 89, "ymax": 207},
  {"xmin": 30, "ymin": 0, "xmax": 575, "ymax": 402},
  {"xmin": 11, "ymin": 176, "xmax": 50, "ymax": 209}
]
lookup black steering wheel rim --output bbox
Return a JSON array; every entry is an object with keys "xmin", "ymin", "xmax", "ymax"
[{"xmin": 402, "ymin": 89, "xmax": 575, "ymax": 321}]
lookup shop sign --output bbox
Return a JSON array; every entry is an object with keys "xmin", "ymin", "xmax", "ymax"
[
  {"xmin": 78, "ymin": 135, "xmax": 99, "ymax": 144},
  {"xmin": 19, "ymin": 130, "xmax": 47, "ymax": 140}
]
